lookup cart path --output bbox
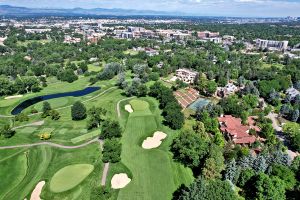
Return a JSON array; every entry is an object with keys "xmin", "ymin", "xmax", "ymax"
[
  {"xmin": 0, "ymin": 138, "xmax": 103, "ymax": 150},
  {"xmin": 101, "ymin": 163, "xmax": 110, "ymax": 186},
  {"xmin": 0, "ymin": 87, "xmax": 117, "ymax": 118},
  {"xmin": 12, "ymin": 120, "xmax": 45, "ymax": 130},
  {"xmin": 116, "ymin": 97, "xmax": 135, "ymax": 117}
]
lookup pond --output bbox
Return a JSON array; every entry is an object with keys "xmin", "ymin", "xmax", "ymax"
[
  {"xmin": 11, "ymin": 87, "xmax": 100, "ymax": 115},
  {"xmin": 188, "ymin": 98, "xmax": 211, "ymax": 110}
]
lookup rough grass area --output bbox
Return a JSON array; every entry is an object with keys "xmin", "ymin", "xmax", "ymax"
[
  {"xmin": 71, "ymin": 129, "xmax": 100, "ymax": 144},
  {"xmin": 50, "ymin": 164, "xmax": 94, "ymax": 193}
]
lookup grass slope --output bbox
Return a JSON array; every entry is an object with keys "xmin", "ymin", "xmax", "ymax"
[{"xmin": 117, "ymin": 98, "xmax": 193, "ymax": 200}]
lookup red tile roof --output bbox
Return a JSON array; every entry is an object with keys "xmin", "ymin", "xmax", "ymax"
[{"xmin": 218, "ymin": 115, "xmax": 260, "ymax": 145}]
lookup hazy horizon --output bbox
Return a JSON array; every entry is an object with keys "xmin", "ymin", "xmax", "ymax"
[{"xmin": 0, "ymin": 0, "xmax": 299, "ymax": 18}]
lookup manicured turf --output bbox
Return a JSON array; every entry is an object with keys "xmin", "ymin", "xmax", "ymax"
[
  {"xmin": 71, "ymin": 129, "xmax": 100, "ymax": 144},
  {"xmin": 129, "ymin": 99, "xmax": 149, "ymax": 111},
  {"xmin": 50, "ymin": 164, "xmax": 94, "ymax": 193},
  {"xmin": 117, "ymin": 98, "xmax": 194, "ymax": 200},
  {"xmin": 0, "ymin": 152, "xmax": 28, "ymax": 199}
]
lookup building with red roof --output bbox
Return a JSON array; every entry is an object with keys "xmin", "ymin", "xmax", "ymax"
[{"xmin": 218, "ymin": 115, "xmax": 261, "ymax": 145}]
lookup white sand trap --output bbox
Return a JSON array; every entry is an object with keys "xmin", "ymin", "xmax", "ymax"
[
  {"xmin": 142, "ymin": 131, "xmax": 167, "ymax": 149},
  {"xmin": 111, "ymin": 173, "xmax": 131, "ymax": 189},
  {"xmin": 30, "ymin": 181, "xmax": 45, "ymax": 200},
  {"xmin": 125, "ymin": 104, "xmax": 133, "ymax": 113},
  {"xmin": 4, "ymin": 95, "xmax": 23, "ymax": 100}
]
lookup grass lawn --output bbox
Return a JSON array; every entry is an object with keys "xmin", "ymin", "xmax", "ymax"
[
  {"xmin": 71, "ymin": 129, "xmax": 100, "ymax": 144},
  {"xmin": 50, "ymin": 164, "xmax": 94, "ymax": 193},
  {"xmin": 123, "ymin": 49, "xmax": 139, "ymax": 56},
  {"xmin": 0, "ymin": 152, "xmax": 28, "ymax": 199},
  {"xmin": 116, "ymin": 97, "xmax": 194, "ymax": 200},
  {"xmin": 17, "ymin": 39, "xmax": 50, "ymax": 46}
]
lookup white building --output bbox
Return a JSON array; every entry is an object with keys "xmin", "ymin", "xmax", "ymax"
[
  {"xmin": 256, "ymin": 39, "xmax": 288, "ymax": 51},
  {"xmin": 175, "ymin": 69, "xmax": 199, "ymax": 84}
]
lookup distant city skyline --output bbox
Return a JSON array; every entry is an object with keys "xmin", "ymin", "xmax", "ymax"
[{"xmin": 0, "ymin": 0, "xmax": 299, "ymax": 17}]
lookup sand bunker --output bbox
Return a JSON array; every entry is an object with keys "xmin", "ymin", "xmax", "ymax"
[
  {"xmin": 4, "ymin": 95, "xmax": 23, "ymax": 100},
  {"xmin": 30, "ymin": 181, "xmax": 45, "ymax": 200},
  {"xmin": 125, "ymin": 104, "xmax": 133, "ymax": 113},
  {"xmin": 142, "ymin": 131, "xmax": 167, "ymax": 149},
  {"xmin": 111, "ymin": 173, "xmax": 131, "ymax": 189}
]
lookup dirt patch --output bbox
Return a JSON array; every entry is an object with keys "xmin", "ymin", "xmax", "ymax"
[
  {"xmin": 30, "ymin": 181, "xmax": 45, "ymax": 200},
  {"xmin": 142, "ymin": 131, "xmax": 167, "ymax": 149},
  {"xmin": 125, "ymin": 104, "xmax": 133, "ymax": 113},
  {"xmin": 4, "ymin": 95, "xmax": 23, "ymax": 100},
  {"xmin": 111, "ymin": 173, "xmax": 131, "ymax": 189}
]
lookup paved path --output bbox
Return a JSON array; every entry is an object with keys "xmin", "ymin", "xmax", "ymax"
[
  {"xmin": 267, "ymin": 112, "xmax": 282, "ymax": 132},
  {"xmin": 101, "ymin": 163, "xmax": 110, "ymax": 186},
  {"xmin": 0, "ymin": 138, "xmax": 102, "ymax": 150},
  {"xmin": 116, "ymin": 97, "xmax": 135, "ymax": 117},
  {"xmin": 0, "ymin": 87, "xmax": 117, "ymax": 118},
  {"xmin": 12, "ymin": 120, "xmax": 45, "ymax": 130}
]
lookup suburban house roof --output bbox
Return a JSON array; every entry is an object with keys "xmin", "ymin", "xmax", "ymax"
[{"xmin": 218, "ymin": 115, "xmax": 261, "ymax": 145}]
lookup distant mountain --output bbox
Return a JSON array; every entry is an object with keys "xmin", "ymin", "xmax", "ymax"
[{"xmin": 0, "ymin": 5, "xmax": 181, "ymax": 16}]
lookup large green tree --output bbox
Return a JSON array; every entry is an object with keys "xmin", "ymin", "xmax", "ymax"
[{"xmin": 71, "ymin": 101, "xmax": 87, "ymax": 120}]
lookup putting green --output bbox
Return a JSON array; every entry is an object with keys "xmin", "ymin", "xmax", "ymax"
[
  {"xmin": 129, "ymin": 99, "xmax": 149, "ymax": 111},
  {"xmin": 50, "ymin": 164, "xmax": 94, "ymax": 193}
]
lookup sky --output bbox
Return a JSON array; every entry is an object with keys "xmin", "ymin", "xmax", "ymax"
[{"xmin": 0, "ymin": 0, "xmax": 299, "ymax": 17}]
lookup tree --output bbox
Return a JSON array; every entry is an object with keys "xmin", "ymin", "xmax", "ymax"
[
  {"xmin": 87, "ymin": 106, "xmax": 107, "ymax": 129},
  {"xmin": 100, "ymin": 120, "xmax": 122, "ymax": 139},
  {"xmin": 176, "ymin": 177, "xmax": 238, "ymax": 200},
  {"xmin": 71, "ymin": 101, "xmax": 87, "ymax": 120},
  {"xmin": 164, "ymin": 107, "xmax": 185, "ymax": 130},
  {"xmin": 42, "ymin": 101, "xmax": 51, "ymax": 114},
  {"xmin": 1, "ymin": 125, "xmax": 15, "ymax": 138},
  {"xmin": 242, "ymin": 94, "xmax": 258, "ymax": 109},
  {"xmin": 171, "ymin": 132, "xmax": 208, "ymax": 168},
  {"xmin": 237, "ymin": 168, "xmax": 255, "ymax": 188},
  {"xmin": 90, "ymin": 187, "xmax": 112, "ymax": 200},
  {"xmin": 249, "ymin": 173, "xmax": 286, "ymax": 200},
  {"xmin": 102, "ymin": 138, "xmax": 122, "ymax": 163},
  {"xmin": 206, "ymin": 80, "xmax": 217, "ymax": 96},
  {"xmin": 202, "ymin": 144, "xmax": 225, "ymax": 179},
  {"xmin": 225, "ymin": 159, "xmax": 239, "ymax": 183},
  {"xmin": 137, "ymin": 84, "xmax": 148, "ymax": 97},
  {"xmin": 213, "ymin": 131, "xmax": 225, "ymax": 147},
  {"xmin": 253, "ymin": 154, "xmax": 268, "ymax": 173},
  {"xmin": 283, "ymin": 122, "xmax": 300, "ymax": 151},
  {"xmin": 15, "ymin": 113, "xmax": 29, "ymax": 122},
  {"xmin": 290, "ymin": 109, "xmax": 299, "ymax": 122},
  {"xmin": 48, "ymin": 110, "xmax": 60, "ymax": 120},
  {"xmin": 271, "ymin": 164, "xmax": 296, "ymax": 190}
]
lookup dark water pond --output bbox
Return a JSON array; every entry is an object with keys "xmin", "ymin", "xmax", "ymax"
[{"xmin": 11, "ymin": 87, "xmax": 100, "ymax": 115}]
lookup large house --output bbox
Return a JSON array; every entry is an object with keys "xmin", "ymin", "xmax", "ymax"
[
  {"xmin": 255, "ymin": 39, "xmax": 288, "ymax": 51},
  {"xmin": 216, "ymin": 83, "xmax": 239, "ymax": 97},
  {"xmin": 175, "ymin": 69, "xmax": 199, "ymax": 84},
  {"xmin": 218, "ymin": 115, "xmax": 261, "ymax": 145}
]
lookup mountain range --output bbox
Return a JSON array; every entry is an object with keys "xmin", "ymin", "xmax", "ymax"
[{"xmin": 0, "ymin": 5, "xmax": 181, "ymax": 17}]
